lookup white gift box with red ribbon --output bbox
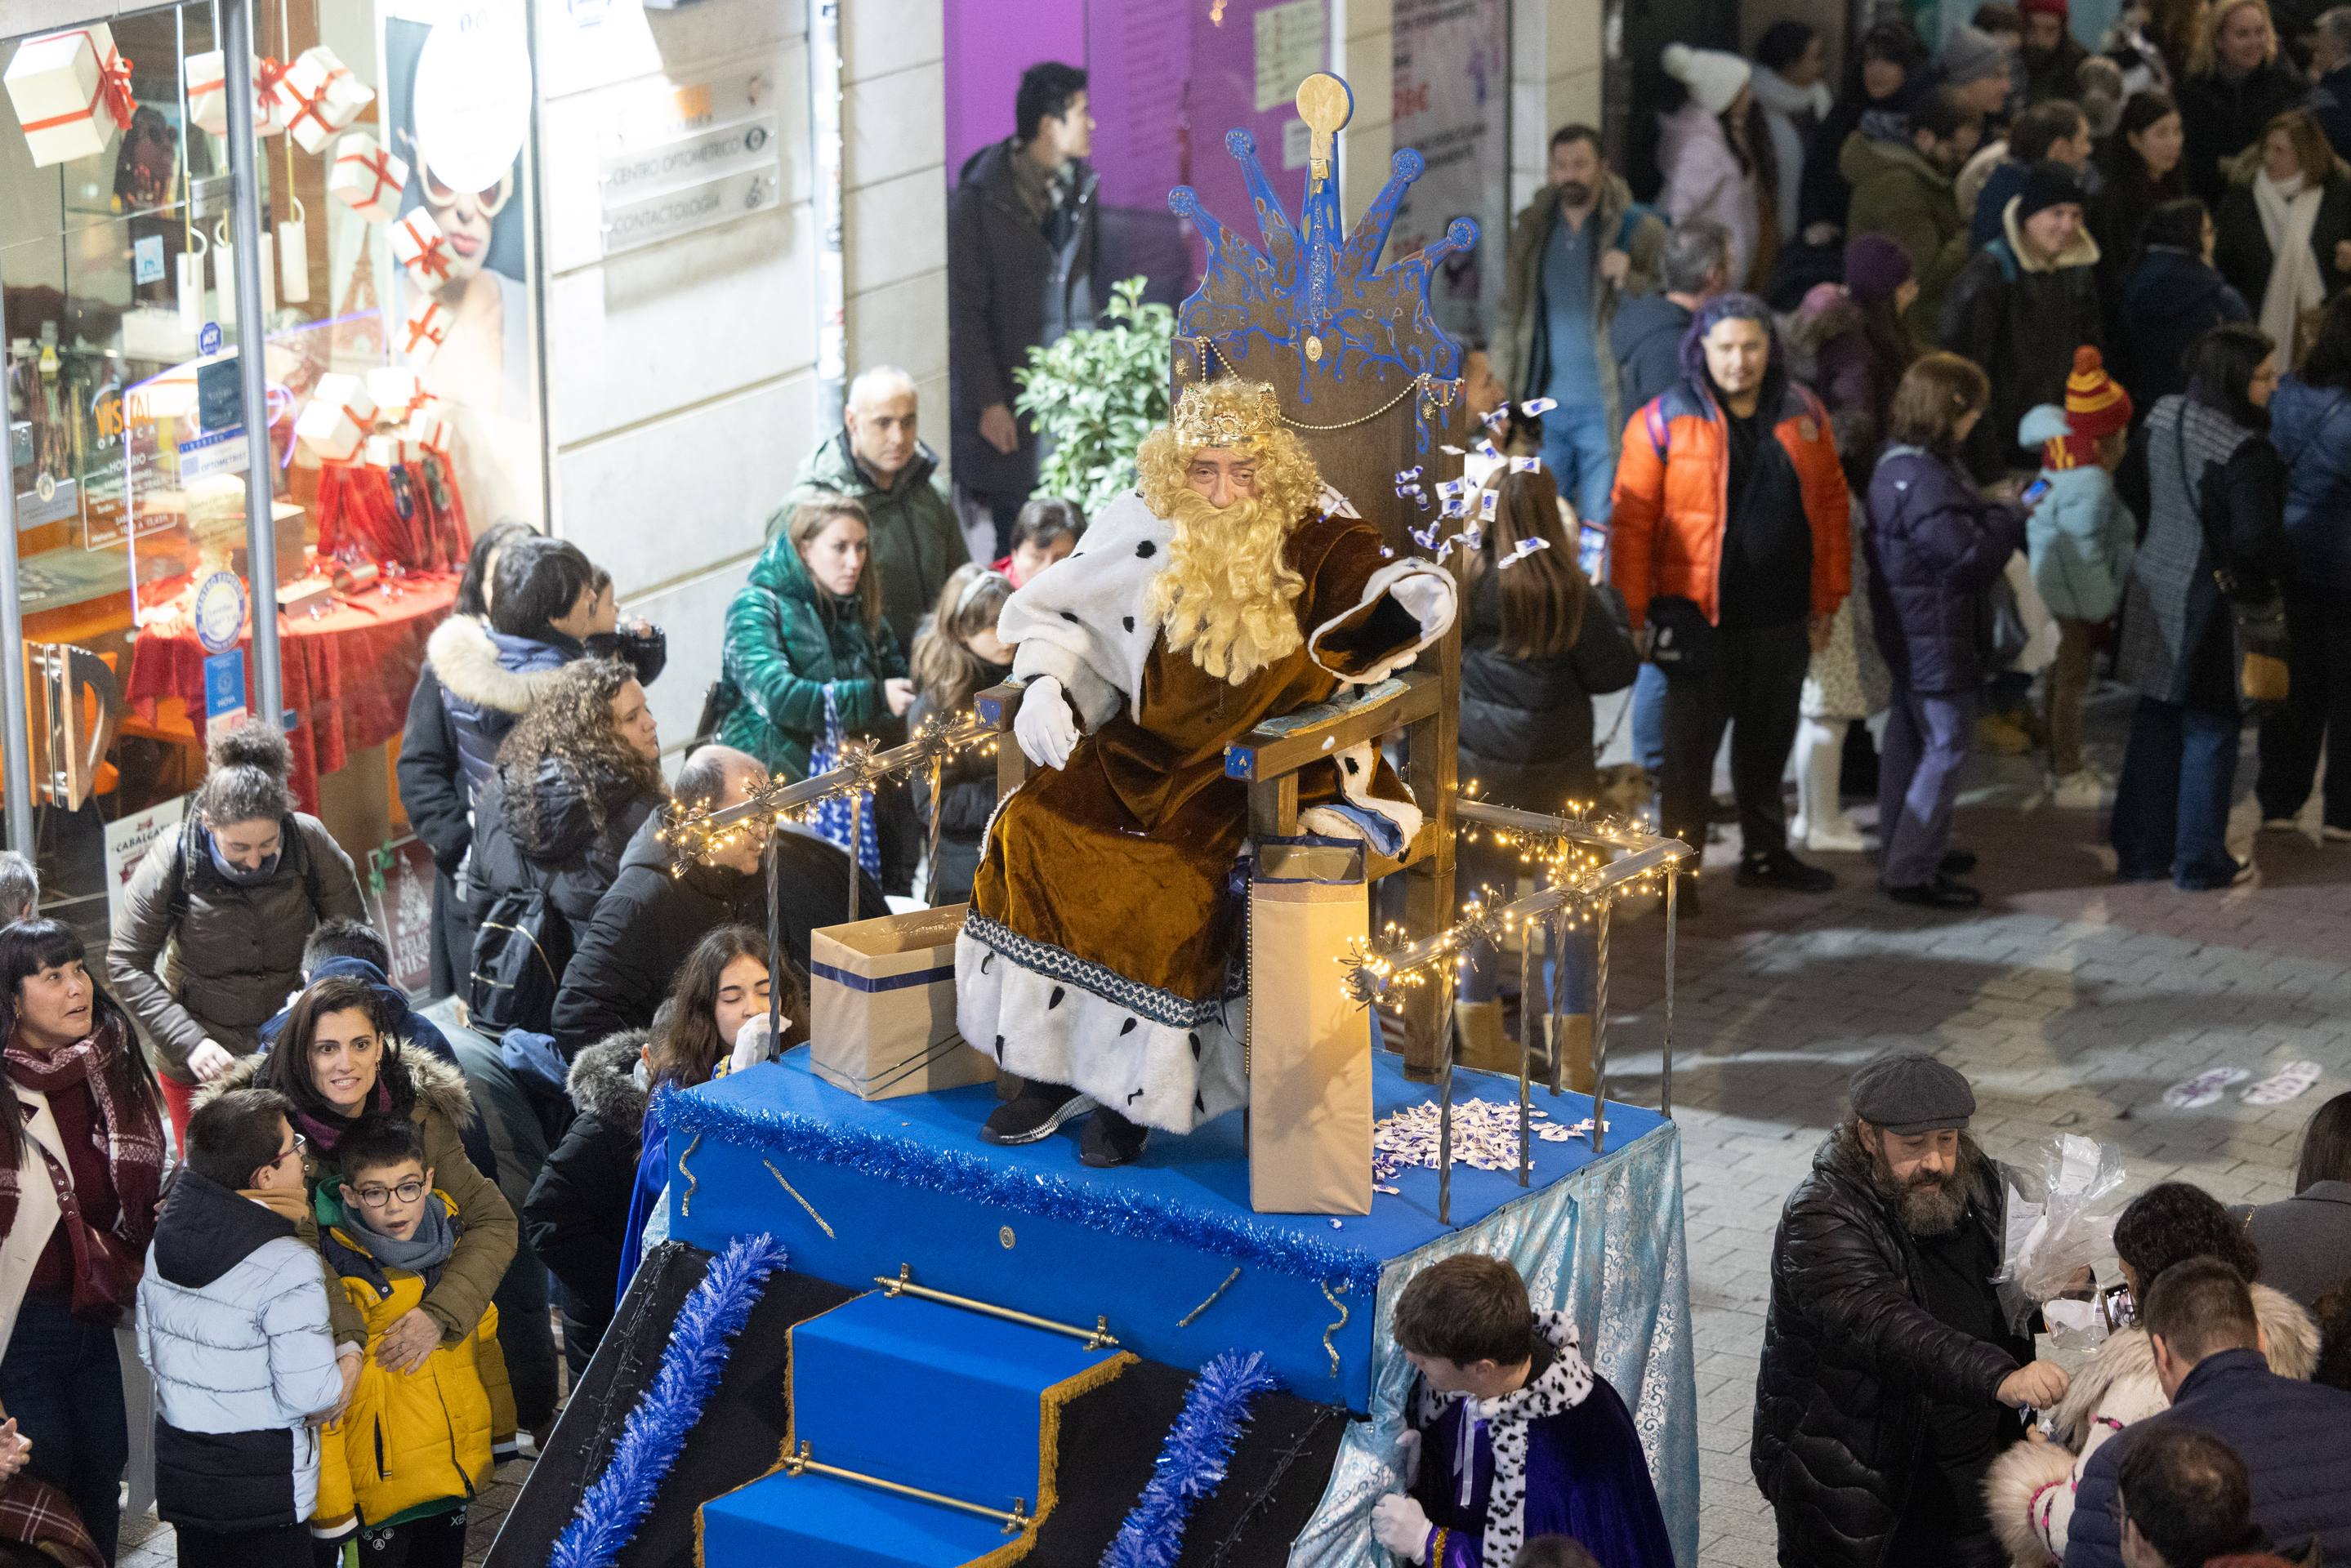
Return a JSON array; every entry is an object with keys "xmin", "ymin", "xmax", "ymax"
[
  {"xmin": 364, "ymin": 367, "xmax": 428, "ymax": 424},
  {"xmin": 389, "ymin": 209, "xmax": 454, "ymax": 292},
  {"xmin": 327, "ymin": 132, "xmax": 407, "ymax": 225},
  {"xmin": 295, "ymin": 373, "xmax": 379, "ymax": 465},
  {"xmin": 406, "ymin": 403, "xmax": 453, "ymax": 461},
  {"xmin": 398, "ymin": 293, "xmax": 450, "ymax": 364},
  {"xmin": 186, "ymin": 49, "xmax": 286, "ymax": 137},
  {"xmin": 4, "ymin": 25, "xmax": 136, "ymax": 167},
  {"xmin": 365, "ymin": 432, "xmax": 421, "ymax": 470},
  {"xmin": 270, "ymin": 44, "xmax": 373, "ymax": 155}
]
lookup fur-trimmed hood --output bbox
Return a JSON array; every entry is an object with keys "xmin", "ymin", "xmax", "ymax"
[
  {"xmin": 194, "ymin": 1037, "xmax": 480, "ymax": 1133},
  {"xmin": 426, "ymin": 614, "xmax": 569, "ymax": 719},
  {"xmin": 1984, "ymin": 1282, "xmax": 2318, "ymax": 1566},
  {"xmin": 566, "ymin": 1031, "xmax": 649, "ymax": 1127}
]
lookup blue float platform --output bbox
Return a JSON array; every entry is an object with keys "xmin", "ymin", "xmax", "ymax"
[{"xmin": 660, "ymin": 1049, "xmax": 1700, "ymax": 1566}]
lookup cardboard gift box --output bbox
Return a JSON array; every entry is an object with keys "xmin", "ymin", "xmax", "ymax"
[
  {"xmin": 295, "ymin": 373, "xmax": 378, "ymax": 465},
  {"xmin": 270, "ymin": 44, "xmax": 373, "ymax": 154},
  {"xmin": 186, "ymin": 49, "xmax": 286, "ymax": 137},
  {"xmin": 406, "ymin": 404, "xmax": 453, "ymax": 460},
  {"xmin": 1247, "ymin": 840, "xmax": 1373, "ymax": 1215},
  {"xmin": 390, "ymin": 209, "xmax": 453, "ymax": 292},
  {"xmin": 364, "ymin": 367, "xmax": 426, "ymax": 423},
  {"xmin": 4, "ymin": 25, "xmax": 135, "ymax": 167},
  {"xmin": 808, "ymin": 905, "xmax": 993, "ymax": 1101},
  {"xmin": 328, "ymin": 132, "xmax": 408, "ymax": 224},
  {"xmin": 398, "ymin": 294, "xmax": 449, "ymax": 363}
]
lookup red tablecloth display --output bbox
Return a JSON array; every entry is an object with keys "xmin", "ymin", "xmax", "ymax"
[{"xmin": 126, "ymin": 572, "xmax": 459, "ymax": 812}]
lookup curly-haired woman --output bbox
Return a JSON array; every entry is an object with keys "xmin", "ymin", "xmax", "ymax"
[{"xmin": 466, "ymin": 658, "xmax": 667, "ymax": 935}]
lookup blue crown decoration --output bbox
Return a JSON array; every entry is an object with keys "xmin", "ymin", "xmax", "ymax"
[{"xmin": 1168, "ymin": 122, "xmax": 1477, "ymax": 454}]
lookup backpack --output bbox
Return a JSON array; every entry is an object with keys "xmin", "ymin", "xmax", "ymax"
[
  {"xmin": 466, "ymin": 884, "xmax": 573, "ymax": 1036},
  {"xmin": 167, "ymin": 815, "xmax": 327, "ymax": 926}
]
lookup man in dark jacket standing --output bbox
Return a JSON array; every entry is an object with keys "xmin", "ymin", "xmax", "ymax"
[
  {"xmin": 1753, "ymin": 1050, "xmax": 2068, "ymax": 1568},
  {"xmin": 2309, "ymin": 8, "xmax": 2351, "ymax": 157},
  {"xmin": 2066, "ymin": 1257, "xmax": 2351, "ymax": 1568},
  {"xmin": 1942, "ymin": 160, "xmax": 2104, "ymax": 474},
  {"xmin": 1492, "ymin": 124, "xmax": 1666, "ymax": 523},
  {"xmin": 948, "ymin": 61, "xmax": 1098, "ymax": 553},
  {"xmin": 549, "ymin": 745, "xmax": 883, "ymax": 1057},
  {"xmin": 768, "ymin": 367, "xmax": 970, "ymax": 655},
  {"xmin": 1612, "ymin": 221, "xmax": 1732, "ymax": 418}
]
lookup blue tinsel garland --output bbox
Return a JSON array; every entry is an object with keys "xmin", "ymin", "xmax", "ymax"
[
  {"xmin": 655, "ymin": 1087, "xmax": 1383, "ymax": 1294},
  {"xmin": 547, "ymin": 1232, "xmax": 788, "ymax": 1568},
  {"xmin": 1102, "ymin": 1350, "xmax": 1281, "ymax": 1568}
]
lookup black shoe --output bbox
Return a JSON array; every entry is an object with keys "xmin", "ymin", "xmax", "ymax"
[
  {"xmin": 1886, "ymin": 875, "xmax": 1983, "ymax": 909},
  {"xmin": 981, "ymin": 1082, "xmax": 1095, "ymax": 1146},
  {"xmin": 1079, "ymin": 1106, "xmax": 1150, "ymax": 1168},
  {"xmin": 1736, "ymin": 849, "xmax": 1836, "ymax": 893},
  {"xmin": 1940, "ymin": 849, "xmax": 1978, "ymax": 875}
]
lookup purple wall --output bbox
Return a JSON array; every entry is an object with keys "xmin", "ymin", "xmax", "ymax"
[{"xmin": 942, "ymin": 0, "xmax": 1087, "ymax": 180}]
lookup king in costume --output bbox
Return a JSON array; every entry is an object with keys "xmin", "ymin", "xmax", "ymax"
[{"xmin": 955, "ymin": 379, "xmax": 1456, "ymax": 1160}]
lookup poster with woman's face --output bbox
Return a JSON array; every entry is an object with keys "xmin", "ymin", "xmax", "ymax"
[{"xmin": 381, "ymin": 2, "xmax": 542, "ymax": 528}]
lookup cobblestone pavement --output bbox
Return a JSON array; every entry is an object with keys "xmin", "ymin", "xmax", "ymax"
[
  {"xmin": 1593, "ymin": 685, "xmax": 2351, "ymax": 1567},
  {"xmin": 119, "ymin": 688, "xmax": 2346, "ymax": 1568}
]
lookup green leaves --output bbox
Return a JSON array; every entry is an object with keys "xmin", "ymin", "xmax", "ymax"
[{"xmin": 1012, "ymin": 276, "xmax": 1176, "ymax": 514}]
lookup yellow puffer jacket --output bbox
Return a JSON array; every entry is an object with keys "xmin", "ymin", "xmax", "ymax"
[{"xmin": 312, "ymin": 1192, "xmax": 516, "ymax": 1534}]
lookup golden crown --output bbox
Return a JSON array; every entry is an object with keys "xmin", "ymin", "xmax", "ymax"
[{"xmin": 1169, "ymin": 379, "xmax": 1283, "ymax": 451}]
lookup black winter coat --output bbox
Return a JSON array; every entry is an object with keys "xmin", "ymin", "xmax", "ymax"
[
  {"xmin": 466, "ymin": 757, "xmax": 660, "ymax": 933},
  {"xmin": 2178, "ymin": 61, "xmax": 2309, "ymax": 207},
  {"xmin": 397, "ymin": 663, "xmax": 474, "ymax": 1000},
  {"xmin": 522, "ymin": 1032, "xmax": 647, "ymax": 1364},
  {"xmin": 1751, "ymin": 1130, "xmax": 2030, "ymax": 1568},
  {"xmin": 906, "ymin": 681, "xmax": 1006, "ymax": 906},
  {"xmin": 1457, "ymin": 571, "xmax": 1639, "ymax": 809},
  {"xmin": 1940, "ymin": 233, "xmax": 2103, "ymax": 477},
  {"xmin": 1866, "ymin": 445, "xmax": 2030, "ymax": 694},
  {"xmin": 946, "ymin": 140, "xmax": 1099, "ymax": 500},
  {"xmin": 548, "ymin": 812, "xmax": 881, "ymax": 1057},
  {"xmin": 2211, "ymin": 168, "xmax": 2351, "ymax": 318},
  {"xmin": 2116, "ymin": 246, "xmax": 2253, "ymax": 412}
]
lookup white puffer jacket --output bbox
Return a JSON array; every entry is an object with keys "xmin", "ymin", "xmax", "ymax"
[{"xmin": 1984, "ymin": 1282, "xmax": 2318, "ymax": 1567}]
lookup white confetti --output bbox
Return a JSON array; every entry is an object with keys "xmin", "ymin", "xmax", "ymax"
[
  {"xmin": 1520, "ymin": 397, "xmax": 1558, "ymax": 416},
  {"xmin": 1372, "ymin": 1098, "xmax": 1549, "ymax": 1182}
]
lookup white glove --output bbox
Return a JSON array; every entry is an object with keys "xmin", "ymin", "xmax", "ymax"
[
  {"xmin": 1370, "ymin": 1494, "xmax": 1433, "ymax": 1564},
  {"xmin": 724, "ymin": 1013, "xmax": 787, "ymax": 1077},
  {"xmin": 186, "ymin": 1040, "xmax": 238, "ymax": 1082},
  {"xmin": 1013, "ymin": 675, "xmax": 1079, "ymax": 771},
  {"xmin": 1387, "ymin": 571, "xmax": 1456, "ymax": 639},
  {"xmin": 1393, "ymin": 1427, "xmax": 1422, "ymax": 1486}
]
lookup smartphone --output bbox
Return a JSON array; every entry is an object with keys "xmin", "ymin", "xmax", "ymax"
[
  {"xmin": 2101, "ymin": 1280, "xmax": 2137, "ymax": 1330},
  {"xmin": 2020, "ymin": 476, "xmax": 2052, "ymax": 508},
  {"xmin": 1577, "ymin": 523, "xmax": 1607, "ymax": 582}
]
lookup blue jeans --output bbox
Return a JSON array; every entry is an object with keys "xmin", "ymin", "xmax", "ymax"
[
  {"xmin": 0, "ymin": 1293, "xmax": 127, "ymax": 1562},
  {"xmin": 2112, "ymin": 697, "xmax": 2242, "ymax": 889},
  {"xmin": 1538, "ymin": 400, "xmax": 1617, "ymax": 525},
  {"xmin": 1631, "ymin": 662, "xmax": 1668, "ymax": 775},
  {"xmin": 1878, "ymin": 684, "xmax": 1978, "ymax": 889}
]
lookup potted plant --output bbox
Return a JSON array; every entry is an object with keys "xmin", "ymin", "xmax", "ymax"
[{"xmin": 1011, "ymin": 276, "xmax": 1176, "ymax": 514}]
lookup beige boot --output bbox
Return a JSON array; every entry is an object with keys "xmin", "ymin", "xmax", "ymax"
[
  {"xmin": 1547, "ymin": 1013, "xmax": 1596, "ymax": 1093},
  {"xmin": 1451, "ymin": 1000, "xmax": 1514, "ymax": 1073}
]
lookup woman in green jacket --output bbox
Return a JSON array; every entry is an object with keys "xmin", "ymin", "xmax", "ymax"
[{"xmin": 715, "ymin": 496, "xmax": 914, "ymax": 777}]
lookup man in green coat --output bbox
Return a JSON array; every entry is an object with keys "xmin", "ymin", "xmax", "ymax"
[
  {"xmin": 1840, "ymin": 86, "xmax": 1983, "ymax": 339},
  {"xmin": 765, "ymin": 366, "xmax": 971, "ymax": 653}
]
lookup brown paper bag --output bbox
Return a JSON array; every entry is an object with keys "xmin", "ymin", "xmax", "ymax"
[
  {"xmin": 809, "ymin": 905, "xmax": 994, "ymax": 1100},
  {"xmin": 1248, "ymin": 844, "xmax": 1372, "ymax": 1215}
]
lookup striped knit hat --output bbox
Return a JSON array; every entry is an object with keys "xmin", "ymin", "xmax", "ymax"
[{"xmin": 2045, "ymin": 346, "xmax": 2133, "ymax": 468}]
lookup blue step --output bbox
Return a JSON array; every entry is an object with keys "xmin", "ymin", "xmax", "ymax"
[
  {"xmin": 787, "ymin": 1288, "xmax": 1118, "ymax": 1507},
  {"xmin": 698, "ymin": 1469, "xmax": 1014, "ymax": 1568}
]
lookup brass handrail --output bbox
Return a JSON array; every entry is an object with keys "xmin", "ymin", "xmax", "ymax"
[
  {"xmin": 778, "ymin": 1441, "xmax": 1030, "ymax": 1534},
  {"xmin": 875, "ymin": 1265, "xmax": 1120, "ymax": 1352}
]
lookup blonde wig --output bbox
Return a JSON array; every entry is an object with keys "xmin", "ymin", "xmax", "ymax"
[{"xmin": 1135, "ymin": 380, "xmax": 1326, "ymax": 684}]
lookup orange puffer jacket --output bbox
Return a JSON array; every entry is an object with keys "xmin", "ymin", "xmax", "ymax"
[{"xmin": 1608, "ymin": 377, "xmax": 1852, "ymax": 630}]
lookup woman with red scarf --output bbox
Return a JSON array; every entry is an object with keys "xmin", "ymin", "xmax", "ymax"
[{"xmin": 0, "ymin": 920, "xmax": 164, "ymax": 1564}]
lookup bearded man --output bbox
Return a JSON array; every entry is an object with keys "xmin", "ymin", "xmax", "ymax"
[
  {"xmin": 955, "ymin": 378, "xmax": 1455, "ymax": 1168},
  {"xmin": 1751, "ymin": 1049, "xmax": 2071, "ymax": 1568}
]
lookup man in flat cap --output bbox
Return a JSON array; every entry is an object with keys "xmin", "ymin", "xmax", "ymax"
[{"xmin": 1750, "ymin": 1049, "xmax": 2070, "ymax": 1568}]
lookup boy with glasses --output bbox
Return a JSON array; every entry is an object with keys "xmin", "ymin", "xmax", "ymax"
[
  {"xmin": 311, "ymin": 1117, "xmax": 514, "ymax": 1567},
  {"xmin": 136, "ymin": 1087, "xmax": 348, "ymax": 1568}
]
